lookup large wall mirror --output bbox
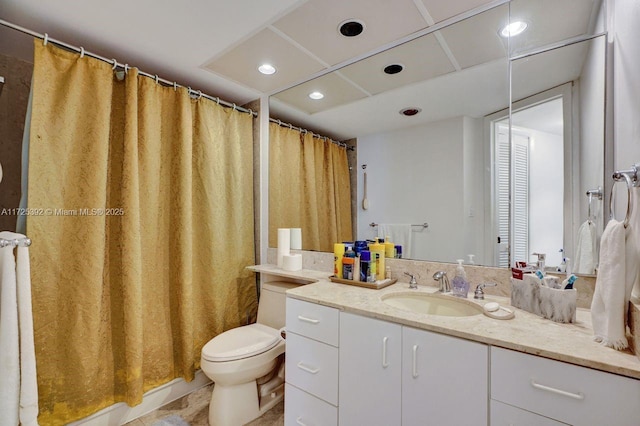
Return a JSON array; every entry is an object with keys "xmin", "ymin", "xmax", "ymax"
[{"xmin": 268, "ymin": 0, "xmax": 607, "ymax": 273}]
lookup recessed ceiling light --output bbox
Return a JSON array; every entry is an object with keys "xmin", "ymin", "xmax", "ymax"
[
  {"xmin": 399, "ymin": 107, "xmax": 421, "ymax": 117},
  {"xmin": 384, "ymin": 64, "xmax": 404, "ymax": 75},
  {"xmin": 258, "ymin": 63, "xmax": 276, "ymax": 75},
  {"xmin": 309, "ymin": 91, "xmax": 324, "ymax": 100},
  {"xmin": 500, "ymin": 21, "xmax": 528, "ymax": 38},
  {"xmin": 338, "ymin": 19, "xmax": 365, "ymax": 37}
]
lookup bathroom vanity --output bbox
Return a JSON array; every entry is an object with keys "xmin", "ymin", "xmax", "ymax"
[{"xmin": 248, "ymin": 265, "xmax": 640, "ymax": 426}]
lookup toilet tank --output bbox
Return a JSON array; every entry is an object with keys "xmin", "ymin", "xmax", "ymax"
[{"xmin": 257, "ymin": 281, "xmax": 301, "ymax": 329}]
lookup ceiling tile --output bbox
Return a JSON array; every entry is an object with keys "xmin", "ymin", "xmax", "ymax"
[
  {"xmin": 508, "ymin": 0, "xmax": 602, "ymax": 56},
  {"xmin": 420, "ymin": 0, "xmax": 494, "ymax": 23},
  {"xmin": 339, "ymin": 33, "xmax": 456, "ymax": 95},
  {"xmin": 271, "ymin": 0, "xmax": 429, "ymax": 66},
  {"xmin": 438, "ymin": 4, "xmax": 509, "ymax": 69},
  {"xmin": 272, "ymin": 72, "xmax": 368, "ymax": 114},
  {"xmin": 202, "ymin": 28, "xmax": 326, "ymax": 93}
]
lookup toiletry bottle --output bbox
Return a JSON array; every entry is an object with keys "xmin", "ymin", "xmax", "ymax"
[
  {"xmin": 342, "ymin": 257, "xmax": 355, "ymax": 280},
  {"xmin": 384, "ymin": 236, "xmax": 395, "ymax": 258},
  {"xmin": 394, "ymin": 245, "xmax": 402, "ymax": 259},
  {"xmin": 334, "ymin": 243, "xmax": 345, "ymax": 278},
  {"xmin": 360, "ymin": 250, "xmax": 371, "ymax": 282},
  {"xmin": 353, "ymin": 253, "xmax": 360, "ymax": 282},
  {"xmin": 369, "ymin": 240, "xmax": 385, "ymax": 282},
  {"xmin": 451, "ymin": 259, "xmax": 470, "ymax": 298}
]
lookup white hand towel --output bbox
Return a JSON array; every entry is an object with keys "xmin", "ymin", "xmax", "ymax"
[
  {"xmin": 590, "ymin": 220, "xmax": 634, "ymax": 350},
  {"xmin": 0, "ymin": 231, "xmax": 38, "ymax": 426},
  {"xmin": 573, "ymin": 220, "xmax": 597, "ymax": 274},
  {"xmin": 0, "ymin": 231, "xmax": 20, "ymax": 426},
  {"xmin": 377, "ymin": 224, "xmax": 412, "ymax": 258}
]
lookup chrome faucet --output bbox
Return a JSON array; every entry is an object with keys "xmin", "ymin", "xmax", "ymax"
[
  {"xmin": 432, "ymin": 271, "xmax": 450, "ymax": 293},
  {"xmin": 405, "ymin": 272, "xmax": 418, "ymax": 289},
  {"xmin": 474, "ymin": 283, "xmax": 497, "ymax": 300}
]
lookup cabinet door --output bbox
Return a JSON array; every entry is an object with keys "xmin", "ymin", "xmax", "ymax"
[
  {"xmin": 402, "ymin": 326, "xmax": 488, "ymax": 426},
  {"xmin": 339, "ymin": 312, "xmax": 401, "ymax": 426},
  {"xmin": 490, "ymin": 400, "xmax": 567, "ymax": 425}
]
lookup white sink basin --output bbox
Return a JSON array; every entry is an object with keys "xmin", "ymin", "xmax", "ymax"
[{"xmin": 381, "ymin": 292, "xmax": 483, "ymax": 317}]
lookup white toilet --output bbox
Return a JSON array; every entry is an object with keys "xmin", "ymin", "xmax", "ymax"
[{"xmin": 201, "ymin": 281, "xmax": 298, "ymax": 426}]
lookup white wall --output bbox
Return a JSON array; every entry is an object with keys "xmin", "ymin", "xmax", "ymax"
[
  {"xmin": 578, "ymin": 34, "xmax": 606, "ymax": 239},
  {"xmin": 613, "ymin": 0, "xmax": 640, "ymax": 295},
  {"xmin": 357, "ymin": 116, "xmax": 485, "ymax": 263}
]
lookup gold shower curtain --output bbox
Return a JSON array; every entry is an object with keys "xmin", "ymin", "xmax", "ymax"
[
  {"xmin": 27, "ymin": 41, "xmax": 257, "ymax": 424},
  {"xmin": 269, "ymin": 123, "xmax": 352, "ymax": 252}
]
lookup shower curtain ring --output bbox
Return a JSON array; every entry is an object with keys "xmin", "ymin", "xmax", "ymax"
[
  {"xmin": 197, "ymin": 90, "xmax": 203, "ymax": 100},
  {"xmin": 232, "ymin": 103, "xmax": 237, "ymax": 111},
  {"xmin": 247, "ymin": 108, "xmax": 253, "ymax": 116},
  {"xmin": 289, "ymin": 123, "xmax": 293, "ymax": 130},
  {"xmin": 43, "ymin": 33, "xmax": 48, "ymax": 46},
  {"xmin": 79, "ymin": 47, "xmax": 84, "ymax": 58},
  {"xmin": 155, "ymin": 75, "xmax": 159, "ymax": 84},
  {"xmin": 216, "ymin": 97, "xmax": 220, "ymax": 105},
  {"xmin": 173, "ymin": 82, "xmax": 178, "ymax": 91},
  {"xmin": 112, "ymin": 59, "xmax": 118, "ymax": 70},
  {"xmin": 277, "ymin": 119, "xmax": 282, "ymax": 126},
  {"xmin": 124, "ymin": 64, "xmax": 129, "ymax": 74}
]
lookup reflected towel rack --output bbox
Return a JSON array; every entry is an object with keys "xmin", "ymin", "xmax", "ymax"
[
  {"xmin": 370, "ymin": 222, "xmax": 429, "ymax": 229},
  {"xmin": 610, "ymin": 163, "xmax": 640, "ymax": 228},
  {"xmin": 586, "ymin": 187, "xmax": 602, "ymax": 222},
  {"xmin": 0, "ymin": 237, "xmax": 31, "ymax": 247}
]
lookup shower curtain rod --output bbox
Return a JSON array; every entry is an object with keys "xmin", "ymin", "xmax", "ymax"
[
  {"xmin": 0, "ymin": 18, "xmax": 257, "ymax": 117},
  {"xmin": 269, "ymin": 118, "xmax": 354, "ymax": 151}
]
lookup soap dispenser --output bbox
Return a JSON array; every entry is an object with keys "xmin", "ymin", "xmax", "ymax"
[{"xmin": 451, "ymin": 259, "xmax": 470, "ymax": 298}]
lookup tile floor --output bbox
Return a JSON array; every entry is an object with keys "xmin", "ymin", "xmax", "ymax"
[{"xmin": 125, "ymin": 384, "xmax": 284, "ymax": 426}]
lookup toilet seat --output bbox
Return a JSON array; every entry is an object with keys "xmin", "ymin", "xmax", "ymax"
[{"xmin": 202, "ymin": 323, "xmax": 281, "ymax": 362}]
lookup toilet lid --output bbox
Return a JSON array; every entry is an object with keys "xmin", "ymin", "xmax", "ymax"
[{"xmin": 201, "ymin": 323, "xmax": 281, "ymax": 362}]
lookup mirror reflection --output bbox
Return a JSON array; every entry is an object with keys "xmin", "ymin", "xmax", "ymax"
[{"xmin": 269, "ymin": 0, "xmax": 606, "ymax": 272}]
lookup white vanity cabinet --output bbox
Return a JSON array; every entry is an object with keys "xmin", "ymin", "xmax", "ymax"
[
  {"xmin": 490, "ymin": 347, "xmax": 640, "ymax": 425},
  {"xmin": 338, "ymin": 312, "xmax": 402, "ymax": 425},
  {"xmin": 285, "ymin": 297, "xmax": 339, "ymax": 426},
  {"xmin": 402, "ymin": 326, "xmax": 488, "ymax": 425}
]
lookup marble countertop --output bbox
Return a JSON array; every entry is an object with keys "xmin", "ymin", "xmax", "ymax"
[{"xmin": 249, "ymin": 265, "xmax": 640, "ymax": 380}]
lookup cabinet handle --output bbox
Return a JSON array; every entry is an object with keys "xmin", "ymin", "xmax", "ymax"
[
  {"xmin": 296, "ymin": 416, "xmax": 308, "ymax": 426},
  {"xmin": 382, "ymin": 336, "xmax": 389, "ymax": 368},
  {"xmin": 412, "ymin": 344, "xmax": 419, "ymax": 378},
  {"xmin": 530, "ymin": 379, "xmax": 585, "ymax": 400},
  {"xmin": 297, "ymin": 315, "xmax": 319, "ymax": 324},
  {"xmin": 297, "ymin": 361, "xmax": 319, "ymax": 374}
]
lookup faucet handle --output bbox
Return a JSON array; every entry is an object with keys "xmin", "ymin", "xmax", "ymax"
[
  {"xmin": 404, "ymin": 272, "xmax": 418, "ymax": 289},
  {"xmin": 474, "ymin": 282, "xmax": 497, "ymax": 300}
]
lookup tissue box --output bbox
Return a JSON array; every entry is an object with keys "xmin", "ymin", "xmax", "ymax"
[{"xmin": 510, "ymin": 275, "xmax": 577, "ymax": 323}]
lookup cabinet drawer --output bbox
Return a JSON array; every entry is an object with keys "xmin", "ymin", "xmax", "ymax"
[
  {"xmin": 286, "ymin": 332, "xmax": 338, "ymax": 405},
  {"xmin": 286, "ymin": 297, "xmax": 339, "ymax": 346},
  {"xmin": 491, "ymin": 347, "xmax": 640, "ymax": 425},
  {"xmin": 490, "ymin": 400, "xmax": 567, "ymax": 425},
  {"xmin": 285, "ymin": 384, "xmax": 337, "ymax": 426}
]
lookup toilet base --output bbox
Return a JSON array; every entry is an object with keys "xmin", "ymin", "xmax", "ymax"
[{"xmin": 208, "ymin": 377, "xmax": 284, "ymax": 426}]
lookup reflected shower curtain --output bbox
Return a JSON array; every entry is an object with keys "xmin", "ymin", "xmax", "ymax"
[
  {"xmin": 27, "ymin": 41, "xmax": 256, "ymax": 424},
  {"xmin": 269, "ymin": 123, "xmax": 352, "ymax": 252}
]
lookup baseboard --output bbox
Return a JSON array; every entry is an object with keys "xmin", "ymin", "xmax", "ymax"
[{"xmin": 68, "ymin": 370, "xmax": 212, "ymax": 426}]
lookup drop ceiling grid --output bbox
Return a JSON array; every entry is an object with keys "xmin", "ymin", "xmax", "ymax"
[
  {"xmin": 270, "ymin": 0, "xmax": 431, "ymax": 67},
  {"xmin": 202, "ymin": 27, "xmax": 327, "ymax": 93}
]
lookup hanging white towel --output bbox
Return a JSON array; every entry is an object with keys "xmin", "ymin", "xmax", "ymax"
[
  {"xmin": 0, "ymin": 231, "xmax": 38, "ymax": 425},
  {"xmin": 377, "ymin": 224, "xmax": 412, "ymax": 259},
  {"xmin": 590, "ymin": 221, "xmax": 635, "ymax": 350},
  {"xmin": 573, "ymin": 220, "xmax": 597, "ymax": 274},
  {"xmin": 0, "ymin": 232, "xmax": 21, "ymax": 425}
]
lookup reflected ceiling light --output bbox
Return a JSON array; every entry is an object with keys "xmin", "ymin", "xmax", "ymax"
[
  {"xmin": 500, "ymin": 21, "xmax": 528, "ymax": 37},
  {"xmin": 258, "ymin": 63, "xmax": 276, "ymax": 75},
  {"xmin": 309, "ymin": 91, "xmax": 324, "ymax": 100},
  {"xmin": 399, "ymin": 107, "xmax": 421, "ymax": 117}
]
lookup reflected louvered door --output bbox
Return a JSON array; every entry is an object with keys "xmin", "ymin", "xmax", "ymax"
[
  {"xmin": 495, "ymin": 126, "xmax": 510, "ymax": 267},
  {"xmin": 512, "ymin": 133, "xmax": 529, "ymax": 265}
]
